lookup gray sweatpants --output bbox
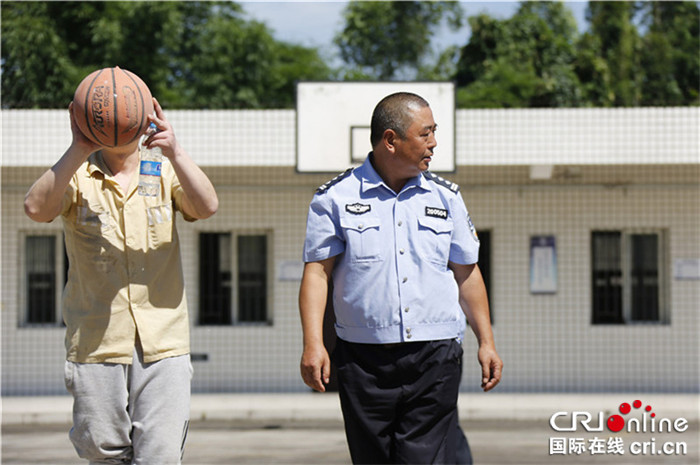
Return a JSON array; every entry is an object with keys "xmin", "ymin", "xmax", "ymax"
[{"xmin": 64, "ymin": 347, "xmax": 192, "ymax": 465}]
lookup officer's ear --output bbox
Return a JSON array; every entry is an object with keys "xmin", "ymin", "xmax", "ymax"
[{"xmin": 382, "ymin": 129, "xmax": 400, "ymax": 154}]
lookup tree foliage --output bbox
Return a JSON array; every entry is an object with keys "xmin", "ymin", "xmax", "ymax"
[
  {"xmin": 334, "ymin": 1, "xmax": 463, "ymax": 80},
  {"xmin": 456, "ymin": 2, "xmax": 583, "ymax": 108},
  {"xmin": 575, "ymin": 1, "xmax": 641, "ymax": 106},
  {"xmin": 638, "ymin": 1, "xmax": 700, "ymax": 105},
  {"xmin": 455, "ymin": 1, "xmax": 699, "ymax": 108},
  {"xmin": 1, "ymin": 1, "xmax": 332, "ymax": 108},
  {"xmin": 2, "ymin": 1, "xmax": 698, "ymax": 109}
]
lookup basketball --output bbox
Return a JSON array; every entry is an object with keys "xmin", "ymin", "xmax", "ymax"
[{"xmin": 72, "ymin": 66, "xmax": 154, "ymax": 147}]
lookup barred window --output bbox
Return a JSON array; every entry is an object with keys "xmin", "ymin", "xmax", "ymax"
[
  {"xmin": 199, "ymin": 232, "xmax": 270, "ymax": 325},
  {"xmin": 22, "ymin": 233, "xmax": 66, "ymax": 326},
  {"xmin": 592, "ymin": 230, "xmax": 668, "ymax": 324}
]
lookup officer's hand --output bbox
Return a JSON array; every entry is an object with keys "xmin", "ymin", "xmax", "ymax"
[
  {"xmin": 300, "ymin": 344, "xmax": 330, "ymax": 392},
  {"xmin": 478, "ymin": 344, "xmax": 503, "ymax": 392}
]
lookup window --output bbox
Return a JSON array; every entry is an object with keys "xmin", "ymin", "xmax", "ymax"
[
  {"xmin": 199, "ymin": 233, "xmax": 232, "ymax": 325},
  {"xmin": 199, "ymin": 232, "xmax": 271, "ymax": 325},
  {"xmin": 236, "ymin": 235, "xmax": 268, "ymax": 323},
  {"xmin": 592, "ymin": 230, "xmax": 668, "ymax": 324},
  {"xmin": 22, "ymin": 233, "xmax": 67, "ymax": 326}
]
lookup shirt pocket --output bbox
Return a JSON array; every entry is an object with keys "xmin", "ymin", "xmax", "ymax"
[
  {"xmin": 77, "ymin": 205, "xmax": 112, "ymax": 234},
  {"xmin": 73, "ymin": 205, "xmax": 115, "ymax": 255},
  {"xmin": 340, "ymin": 215, "xmax": 383, "ymax": 263},
  {"xmin": 416, "ymin": 216, "xmax": 454, "ymax": 267},
  {"xmin": 147, "ymin": 203, "xmax": 174, "ymax": 249}
]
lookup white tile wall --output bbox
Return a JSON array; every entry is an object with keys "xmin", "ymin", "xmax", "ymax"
[{"xmin": 4, "ymin": 107, "xmax": 698, "ymax": 167}]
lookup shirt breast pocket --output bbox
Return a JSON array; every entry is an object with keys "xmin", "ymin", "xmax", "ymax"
[
  {"xmin": 74, "ymin": 205, "xmax": 114, "ymax": 246},
  {"xmin": 416, "ymin": 217, "xmax": 454, "ymax": 267},
  {"xmin": 147, "ymin": 204, "xmax": 174, "ymax": 249},
  {"xmin": 340, "ymin": 215, "xmax": 382, "ymax": 263}
]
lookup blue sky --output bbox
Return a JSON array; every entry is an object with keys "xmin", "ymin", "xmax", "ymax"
[{"xmin": 240, "ymin": 1, "xmax": 590, "ymax": 59}]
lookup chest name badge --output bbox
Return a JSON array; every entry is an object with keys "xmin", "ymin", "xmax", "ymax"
[
  {"xmin": 425, "ymin": 206, "xmax": 448, "ymax": 219},
  {"xmin": 346, "ymin": 203, "xmax": 371, "ymax": 215}
]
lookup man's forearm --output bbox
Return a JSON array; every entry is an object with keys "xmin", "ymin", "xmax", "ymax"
[
  {"xmin": 24, "ymin": 145, "xmax": 90, "ymax": 222},
  {"xmin": 298, "ymin": 259, "xmax": 334, "ymax": 347}
]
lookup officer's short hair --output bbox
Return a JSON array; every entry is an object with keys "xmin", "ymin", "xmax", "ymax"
[{"xmin": 370, "ymin": 92, "xmax": 430, "ymax": 148}]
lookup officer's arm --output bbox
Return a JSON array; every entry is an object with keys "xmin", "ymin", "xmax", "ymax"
[
  {"xmin": 449, "ymin": 262, "xmax": 503, "ymax": 392},
  {"xmin": 299, "ymin": 257, "xmax": 335, "ymax": 392}
]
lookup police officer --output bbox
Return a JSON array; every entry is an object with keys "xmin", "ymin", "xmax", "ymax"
[{"xmin": 299, "ymin": 92, "xmax": 502, "ymax": 464}]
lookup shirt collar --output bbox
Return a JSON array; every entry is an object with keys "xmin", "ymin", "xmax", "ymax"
[
  {"xmin": 87, "ymin": 152, "xmax": 110, "ymax": 177},
  {"xmin": 359, "ymin": 152, "xmax": 432, "ymax": 194},
  {"xmin": 359, "ymin": 153, "xmax": 385, "ymax": 193}
]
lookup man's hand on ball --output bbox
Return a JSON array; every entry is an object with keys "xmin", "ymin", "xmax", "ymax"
[
  {"xmin": 68, "ymin": 102, "xmax": 102, "ymax": 157},
  {"xmin": 145, "ymin": 98, "xmax": 180, "ymax": 160}
]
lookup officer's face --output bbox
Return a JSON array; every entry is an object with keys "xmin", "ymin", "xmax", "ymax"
[{"xmin": 394, "ymin": 106, "xmax": 437, "ymax": 176}]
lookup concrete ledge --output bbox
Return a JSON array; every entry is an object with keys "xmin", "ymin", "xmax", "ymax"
[
  {"xmin": 2, "ymin": 395, "xmax": 73, "ymax": 425},
  {"xmin": 3, "ymin": 393, "xmax": 697, "ymax": 426},
  {"xmin": 189, "ymin": 393, "xmax": 344, "ymax": 423}
]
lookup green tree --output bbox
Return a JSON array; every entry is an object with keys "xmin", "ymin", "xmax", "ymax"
[
  {"xmin": 575, "ymin": 1, "xmax": 641, "ymax": 106},
  {"xmin": 1, "ymin": 1, "xmax": 332, "ymax": 108},
  {"xmin": 638, "ymin": 1, "xmax": 699, "ymax": 105},
  {"xmin": 2, "ymin": 1, "xmax": 183, "ymax": 107},
  {"xmin": 455, "ymin": 2, "xmax": 582, "ymax": 108},
  {"xmin": 334, "ymin": 1, "xmax": 463, "ymax": 80},
  {"xmin": 1, "ymin": 2, "xmax": 76, "ymax": 107},
  {"xmin": 417, "ymin": 45, "xmax": 462, "ymax": 82},
  {"xmin": 163, "ymin": 4, "xmax": 334, "ymax": 108}
]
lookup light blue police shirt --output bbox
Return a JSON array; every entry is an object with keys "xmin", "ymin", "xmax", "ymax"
[{"xmin": 303, "ymin": 155, "xmax": 480, "ymax": 344}]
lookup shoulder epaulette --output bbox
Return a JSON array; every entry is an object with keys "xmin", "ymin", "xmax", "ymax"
[
  {"xmin": 423, "ymin": 171, "xmax": 460, "ymax": 193},
  {"xmin": 316, "ymin": 168, "xmax": 354, "ymax": 193}
]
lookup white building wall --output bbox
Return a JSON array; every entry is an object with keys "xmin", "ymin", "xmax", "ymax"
[
  {"xmin": 2, "ymin": 107, "xmax": 698, "ymax": 395},
  {"xmin": 461, "ymin": 185, "xmax": 699, "ymax": 392},
  {"xmin": 457, "ymin": 107, "xmax": 698, "ymax": 165},
  {"xmin": 182, "ymin": 187, "xmax": 313, "ymax": 392},
  {"xmin": 2, "ymin": 190, "xmax": 68, "ymax": 395},
  {"xmin": 4, "ymin": 107, "xmax": 698, "ymax": 167}
]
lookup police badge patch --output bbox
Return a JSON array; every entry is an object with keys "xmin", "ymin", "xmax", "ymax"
[{"xmin": 346, "ymin": 203, "xmax": 371, "ymax": 215}]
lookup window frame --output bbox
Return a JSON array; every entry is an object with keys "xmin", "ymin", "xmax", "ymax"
[
  {"xmin": 476, "ymin": 229, "xmax": 493, "ymax": 325},
  {"xmin": 591, "ymin": 229, "xmax": 669, "ymax": 325},
  {"xmin": 198, "ymin": 230, "xmax": 273, "ymax": 326},
  {"xmin": 19, "ymin": 230, "xmax": 66, "ymax": 327}
]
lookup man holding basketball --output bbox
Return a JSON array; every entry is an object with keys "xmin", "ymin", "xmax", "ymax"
[
  {"xmin": 24, "ymin": 95, "xmax": 218, "ymax": 464},
  {"xmin": 299, "ymin": 92, "xmax": 502, "ymax": 464}
]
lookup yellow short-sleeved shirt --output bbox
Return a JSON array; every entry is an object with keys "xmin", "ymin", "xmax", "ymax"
[{"xmin": 61, "ymin": 152, "xmax": 196, "ymax": 364}]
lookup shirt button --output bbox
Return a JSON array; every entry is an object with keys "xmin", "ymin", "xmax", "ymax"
[
  {"xmin": 404, "ymin": 307, "xmax": 410, "ymax": 313},
  {"xmin": 402, "ymin": 277, "xmax": 408, "ymax": 283},
  {"xmin": 399, "ymin": 248, "xmax": 405, "ymax": 254},
  {"xmin": 406, "ymin": 327, "xmax": 411, "ymax": 333},
  {"xmin": 398, "ymin": 221, "xmax": 403, "ymax": 226},
  {"xmin": 406, "ymin": 334, "xmax": 413, "ymax": 339},
  {"xmin": 358, "ymin": 224, "xmax": 364, "ymax": 230}
]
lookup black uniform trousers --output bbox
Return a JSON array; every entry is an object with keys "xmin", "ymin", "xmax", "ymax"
[{"xmin": 334, "ymin": 338, "xmax": 463, "ymax": 464}]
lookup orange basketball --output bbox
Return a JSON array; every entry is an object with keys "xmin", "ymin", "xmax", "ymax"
[{"xmin": 72, "ymin": 66, "xmax": 154, "ymax": 147}]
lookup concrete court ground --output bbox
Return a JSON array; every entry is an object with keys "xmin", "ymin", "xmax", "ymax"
[{"xmin": 3, "ymin": 393, "xmax": 698, "ymax": 465}]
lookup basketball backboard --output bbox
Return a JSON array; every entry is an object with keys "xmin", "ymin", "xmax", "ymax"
[{"xmin": 296, "ymin": 82, "xmax": 455, "ymax": 173}]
